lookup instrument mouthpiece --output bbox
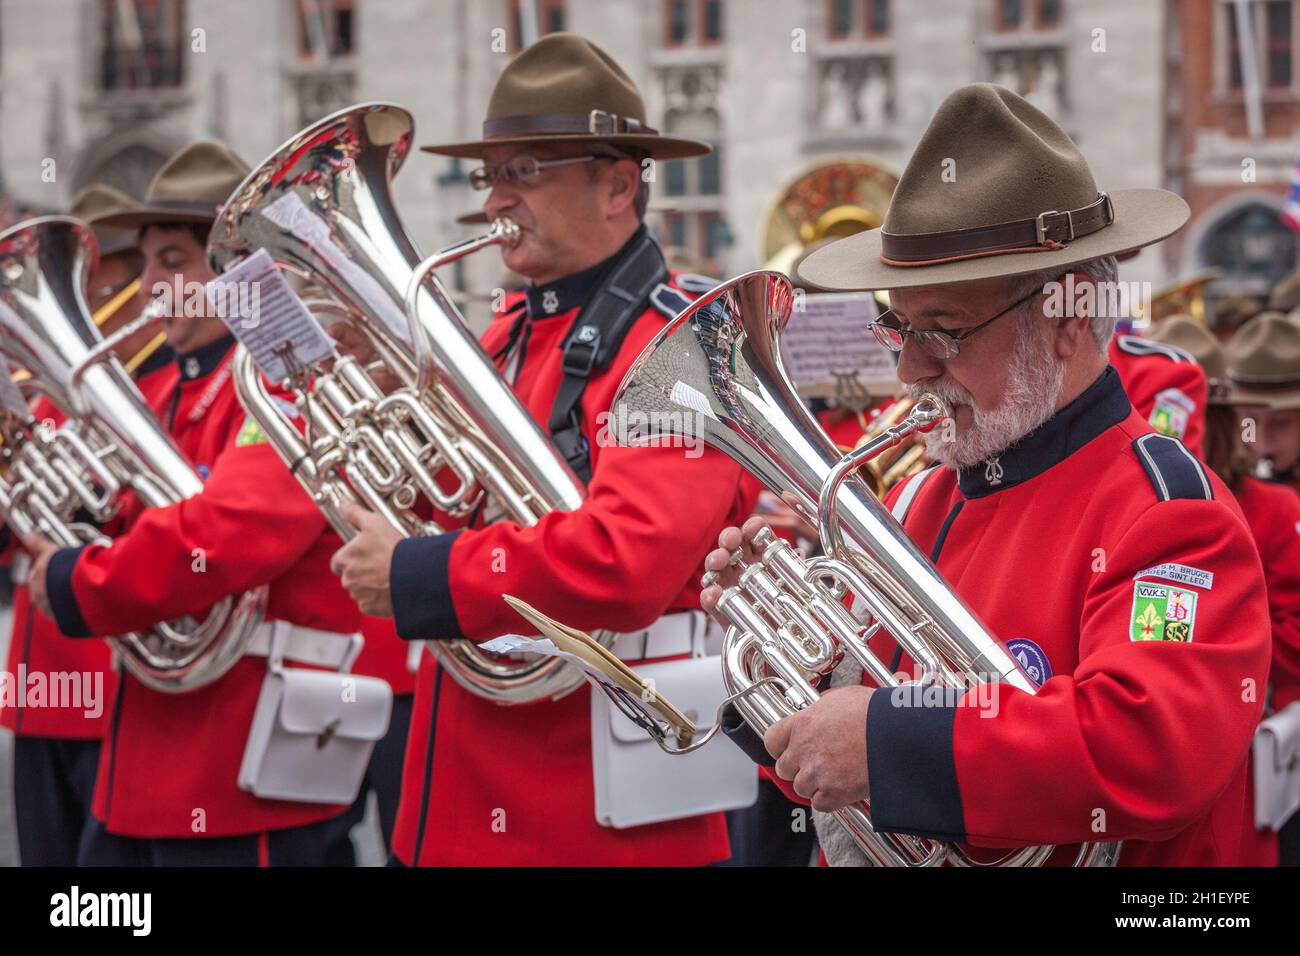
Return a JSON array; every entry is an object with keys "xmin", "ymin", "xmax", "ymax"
[
  {"xmin": 491, "ymin": 218, "xmax": 522, "ymax": 249},
  {"xmin": 910, "ymin": 393, "xmax": 950, "ymax": 432}
]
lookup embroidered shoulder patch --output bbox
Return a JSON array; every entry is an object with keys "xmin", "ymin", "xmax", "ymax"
[
  {"xmin": 1130, "ymin": 581, "xmax": 1198, "ymax": 642},
  {"xmin": 1148, "ymin": 388, "xmax": 1195, "ymax": 440},
  {"xmin": 235, "ymin": 416, "xmax": 268, "ymax": 447}
]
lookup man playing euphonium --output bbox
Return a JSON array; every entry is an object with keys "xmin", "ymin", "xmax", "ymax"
[{"xmin": 711, "ymin": 84, "xmax": 1270, "ymax": 866}]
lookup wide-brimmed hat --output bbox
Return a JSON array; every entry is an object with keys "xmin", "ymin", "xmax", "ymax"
[
  {"xmin": 69, "ymin": 183, "xmax": 141, "ymax": 257},
  {"xmin": 1270, "ymin": 267, "xmax": 1300, "ymax": 312},
  {"xmin": 1226, "ymin": 311, "xmax": 1300, "ymax": 410},
  {"xmin": 1149, "ymin": 316, "xmax": 1243, "ymax": 405},
  {"xmin": 1213, "ymin": 292, "xmax": 1263, "ymax": 333},
  {"xmin": 94, "ymin": 141, "xmax": 250, "ymax": 230},
  {"xmin": 797, "ymin": 84, "xmax": 1189, "ymax": 291},
  {"xmin": 419, "ymin": 33, "xmax": 709, "ymax": 161}
]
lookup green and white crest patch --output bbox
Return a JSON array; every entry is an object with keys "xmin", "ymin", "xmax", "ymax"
[
  {"xmin": 235, "ymin": 416, "xmax": 267, "ymax": 447},
  {"xmin": 1130, "ymin": 581, "xmax": 1198, "ymax": 642}
]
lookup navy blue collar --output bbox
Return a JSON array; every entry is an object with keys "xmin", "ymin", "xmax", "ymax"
[
  {"xmin": 176, "ymin": 334, "xmax": 235, "ymax": 381},
  {"xmin": 524, "ymin": 226, "xmax": 648, "ymax": 320},
  {"xmin": 956, "ymin": 365, "xmax": 1131, "ymax": 499},
  {"xmin": 134, "ymin": 343, "xmax": 174, "ymax": 378}
]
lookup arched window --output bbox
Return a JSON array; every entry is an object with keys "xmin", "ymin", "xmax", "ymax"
[{"xmin": 1198, "ymin": 200, "xmax": 1297, "ymax": 292}]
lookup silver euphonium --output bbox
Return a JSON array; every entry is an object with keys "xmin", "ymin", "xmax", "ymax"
[
  {"xmin": 207, "ymin": 102, "xmax": 615, "ymax": 704},
  {"xmin": 0, "ymin": 216, "xmax": 266, "ymax": 692},
  {"xmin": 611, "ymin": 270, "xmax": 1120, "ymax": 867}
]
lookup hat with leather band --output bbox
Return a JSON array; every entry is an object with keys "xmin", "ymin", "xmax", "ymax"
[
  {"xmin": 1226, "ymin": 311, "xmax": 1300, "ymax": 410},
  {"xmin": 1148, "ymin": 316, "xmax": 1244, "ymax": 406},
  {"xmin": 797, "ymin": 83, "xmax": 1189, "ymax": 291},
  {"xmin": 69, "ymin": 183, "xmax": 142, "ymax": 257},
  {"xmin": 93, "ymin": 140, "xmax": 250, "ymax": 230},
  {"xmin": 419, "ymin": 33, "xmax": 709, "ymax": 161}
]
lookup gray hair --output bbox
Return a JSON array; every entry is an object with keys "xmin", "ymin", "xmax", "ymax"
[
  {"xmin": 1007, "ymin": 255, "xmax": 1120, "ymax": 350},
  {"xmin": 587, "ymin": 146, "xmax": 651, "ymax": 220}
]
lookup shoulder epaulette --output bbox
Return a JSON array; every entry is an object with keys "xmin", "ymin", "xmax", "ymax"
[
  {"xmin": 1132, "ymin": 433, "xmax": 1213, "ymax": 501},
  {"xmin": 649, "ymin": 282, "xmax": 694, "ymax": 320},
  {"xmin": 675, "ymin": 273, "xmax": 720, "ymax": 294},
  {"xmin": 1116, "ymin": 334, "xmax": 1194, "ymax": 363}
]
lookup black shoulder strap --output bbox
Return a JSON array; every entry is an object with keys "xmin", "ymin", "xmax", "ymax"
[
  {"xmin": 547, "ymin": 234, "xmax": 669, "ymax": 483},
  {"xmin": 1116, "ymin": 334, "xmax": 1193, "ymax": 363},
  {"xmin": 1132, "ymin": 433, "xmax": 1214, "ymax": 501}
]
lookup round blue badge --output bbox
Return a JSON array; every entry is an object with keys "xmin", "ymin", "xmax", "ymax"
[
  {"xmin": 1005, "ymin": 638, "xmax": 1053, "ymax": 688},
  {"xmin": 196, "ymin": 464, "xmax": 212, "ymax": 481}
]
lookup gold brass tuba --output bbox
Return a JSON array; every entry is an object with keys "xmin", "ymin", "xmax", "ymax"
[
  {"xmin": 610, "ymin": 270, "xmax": 1120, "ymax": 867},
  {"xmin": 0, "ymin": 216, "xmax": 266, "ymax": 692},
  {"xmin": 207, "ymin": 102, "xmax": 614, "ymax": 704}
]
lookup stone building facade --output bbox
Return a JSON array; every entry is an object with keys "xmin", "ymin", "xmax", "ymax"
[{"xmin": 0, "ymin": 0, "xmax": 1191, "ymax": 322}]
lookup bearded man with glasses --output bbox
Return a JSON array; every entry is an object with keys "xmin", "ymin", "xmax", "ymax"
[{"xmin": 711, "ymin": 84, "xmax": 1271, "ymax": 866}]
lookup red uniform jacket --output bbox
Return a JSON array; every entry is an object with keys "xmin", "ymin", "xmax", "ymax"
[
  {"xmin": 42, "ymin": 335, "xmax": 362, "ymax": 838},
  {"xmin": 1109, "ymin": 334, "xmax": 1208, "ymax": 460},
  {"xmin": 1236, "ymin": 476, "xmax": 1300, "ymax": 712},
  {"xmin": 859, "ymin": 367, "xmax": 1269, "ymax": 865},
  {"xmin": 387, "ymin": 240, "xmax": 759, "ymax": 866},
  {"xmin": 1, "ymin": 350, "xmax": 174, "ymax": 739}
]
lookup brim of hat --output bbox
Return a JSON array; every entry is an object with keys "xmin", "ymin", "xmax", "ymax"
[
  {"xmin": 95, "ymin": 232, "xmax": 138, "ymax": 257},
  {"xmin": 1229, "ymin": 384, "xmax": 1300, "ymax": 410},
  {"xmin": 796, "ymin": 189, "xmax": 1190, "ymax": 291},
  {"xmin": 419, "ymin": 132, "xmax": 711, "ymax": 161},
  {"xmin": 93, "ymin": 205, "xmax": 217, "ymax": 231}
]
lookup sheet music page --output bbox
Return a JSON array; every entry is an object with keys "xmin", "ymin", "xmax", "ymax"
[{"xmin": 207, "ymin": 247, "xmax": 336, "ymax": 382}]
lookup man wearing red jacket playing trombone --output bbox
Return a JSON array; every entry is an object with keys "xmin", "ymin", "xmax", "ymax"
[{"xmin": 710, "ymin": 84, "xmax": 1270, "ymax": 866}]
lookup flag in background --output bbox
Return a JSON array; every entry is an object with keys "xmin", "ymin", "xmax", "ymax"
[{"xmin": 1282, "ymin": 154, "xmax": 1300, "ymax": 231}]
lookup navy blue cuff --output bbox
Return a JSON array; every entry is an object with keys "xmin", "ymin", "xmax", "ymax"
[
  {"xmin": 46, "ymin": 546, "xmax": 92, "ymax": 638},
  {"xmin": 720, "ymin": 704, "xmax": 776, "ymax": 767},
  {"xmin": 391, "ymin": 532, "xmax": 465, "ymax": 641},
  {"xmin": 867, "ymin": 685, "xmax": 966, "ymax": 842}
]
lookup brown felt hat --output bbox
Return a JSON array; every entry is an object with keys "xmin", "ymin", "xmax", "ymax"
[
  {"xmin": 1149, "ymin": 316, "xmax": 1243, "ymax": 406},
  {"xmin": 420, "ymin": 33, "xmax": 709, "ymax": 161},
  {"xmin": 797, "ymin": 84, "xmax": 1189, "ymax": 291},
  {"xmin": 69, "ymin": 183, "xmax": 141, "ymax": 257},
  {"xmin": 1226, "ymin": 311, "xmax": 1300, "ymax": 410},
  {"xmin": 1213, "ymin": 292, "xmax": 1262, "ymax": 333},
  {"xmin": 1270, "ymin": 267, "xmax": 1300, "ymax": 312},
  {"xmin": 94, "ymin": 141, "xmax": 250, "ymax": 229}
]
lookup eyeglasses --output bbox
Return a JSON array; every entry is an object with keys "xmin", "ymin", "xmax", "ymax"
[
  {"xmin": 870, "ymin": 273, "xmax": 1068, "ymax": 360},
  {"xmin": 468, "ymin": 154, "xmax": 615, "ymax": 191}
]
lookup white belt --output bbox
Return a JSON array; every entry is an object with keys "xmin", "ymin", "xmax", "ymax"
[
  {"xmin": 610, "ymin": 610, "xmax": 708, "ymax": 663},
  {"xmin": 11, "ymin": 552, "xmax": 30, "ymax": 586},
  {"xmin": 244, "ymin": 620, "xmax": 362, "ymax": 672}
]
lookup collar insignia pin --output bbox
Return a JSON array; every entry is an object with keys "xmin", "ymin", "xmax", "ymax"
[
  {"xmin": 542, "ymin": 289, "xmax": 559, "ymax": 314},
  {"xmin": 984, "ymin": 457, "xmax": 1004, "ymax": 486}
]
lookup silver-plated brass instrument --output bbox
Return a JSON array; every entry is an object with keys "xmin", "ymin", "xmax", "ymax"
[
  {"xmin": 0, "ymin": 216, "xmax": 265, "ymax": 692},
  {"xmin": 207, "ymin": 102, "xmax": 613, "ymax": 704},
  {"xmin": 611, "ymin": 269, "xmax": 1119, "ymax": 867}
]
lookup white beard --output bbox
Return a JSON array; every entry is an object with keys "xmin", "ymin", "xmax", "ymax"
[{"xmin": 910, "ymin": 315, "xmax": 1066, "ymax": 471}]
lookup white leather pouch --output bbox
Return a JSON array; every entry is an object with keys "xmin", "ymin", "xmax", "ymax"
[
  {"xmin": 238, "ymin": 624, "xmax": 393, "ymax": 805},
  {"xmin": 1253, "ymin": 701, "xmax": 1300, "ymax": 831},
  {"xmin": 591, "ymin": 650, "xmax": 758, "ymax": 829}
]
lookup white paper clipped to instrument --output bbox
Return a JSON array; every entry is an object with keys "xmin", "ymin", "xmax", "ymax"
[{"xmin": 207, "ymin": 247, "xmax": 336, "ymax": 381}]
